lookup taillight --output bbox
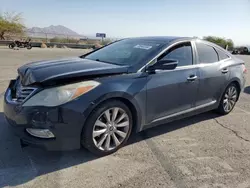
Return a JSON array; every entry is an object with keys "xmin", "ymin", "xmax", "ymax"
[{"xmin": 242, "ymin": 64, "xmax": 247, "ymax": 74}]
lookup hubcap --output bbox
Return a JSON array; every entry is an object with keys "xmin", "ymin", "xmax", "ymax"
[
  {"xmin": 92, "ymin": 107, "xmax": 130, "ymax": 151},
  {"xmin": 223, "ymin": 86, "xmax": 237, "ymax": 112}
]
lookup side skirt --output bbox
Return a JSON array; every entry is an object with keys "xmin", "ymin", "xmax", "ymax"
[{"xmin": 140, "ymin": 101, "xmax": 218, "ymax": 132}]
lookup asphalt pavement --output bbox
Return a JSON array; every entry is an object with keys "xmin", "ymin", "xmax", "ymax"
[{"xmin": 0, "ymin": 47, "xmax": 250, "ymax": 188}]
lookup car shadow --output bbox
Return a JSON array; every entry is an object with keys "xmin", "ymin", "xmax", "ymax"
[
  {"xmin": 0, "ymin": 111, "xmax": 220, "ymax": 187},
  {"xmin": 244, "ymin": 86, "xmax": 250, "ymax": 94},
  {"xmin": 128, "ymin": 111, "xmax": 220, "ymax": 144}
]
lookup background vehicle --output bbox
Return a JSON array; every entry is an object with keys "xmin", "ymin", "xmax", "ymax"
[
  {"xmin": 9, "ymin": 39, "xmax": 32, "ymax": 49},
  {"xmin": 232, "ymin": 48, "xmax": 240, "ymax": 54},
  {"xmin": 240, "ymin": 46, "xmax": 250, "ymax": 55},
  {"xmin": 4, "ymin": 37, "xmax": 246, "ymax": 156},
  {"xmin": 232, "ymin": 46, "xmax": 250, "ymax": 55}
]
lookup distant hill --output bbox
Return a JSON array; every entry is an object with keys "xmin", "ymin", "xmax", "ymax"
[{"xmin": 26, "ymin": 25, "xmax": 84, "ymax": 38}]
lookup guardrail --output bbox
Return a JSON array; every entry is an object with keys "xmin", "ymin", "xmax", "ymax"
[
  {"xmin": 0, "ymin": 41, "xmax": 12, "ymax": 45},
  {"xmin": 0, "ymin": 40, "xmax": 94, "ymax": 49}
]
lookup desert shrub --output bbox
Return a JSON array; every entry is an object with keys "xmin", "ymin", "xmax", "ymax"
[
  {"xmin": 0, "ymin": 12, "xmax": 25, "ymax": 40},
  {"xmin": 203, "ymin": 36, "xmax": 234, "ymax": 50},
  {"xmin": 50, "ymin": 37, "xmax": 78, "ymax": 43},
  {"xmin": 41, "ymin": 42, "xmax": 47, "ymax": 48},
  {"xmin": 101, "ymin": 39, "xmax": 113, "ymax": 45}
]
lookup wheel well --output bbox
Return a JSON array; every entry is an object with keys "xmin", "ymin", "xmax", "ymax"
[
  {"xmin": 98, "ymin": 97, "xmax": 139, "ymax": 133},
  {"xmin": 231, "ymin": 81, "xmax": 241, "ymax": 101},
  {"xmin": 113, "ymin": 97, "xmax": 138, "ymax": 133}
]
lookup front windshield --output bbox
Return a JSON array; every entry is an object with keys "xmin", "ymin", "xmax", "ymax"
[{"xmin": 84, "ymin": 39, "xmax": 163, "ymax": 66}]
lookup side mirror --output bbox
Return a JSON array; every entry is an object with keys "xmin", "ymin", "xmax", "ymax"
[{"xmin": 147, "ymin": 59, "xmax": 178, "ymax": 72}]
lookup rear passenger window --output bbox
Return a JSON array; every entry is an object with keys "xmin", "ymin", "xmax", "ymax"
[
  {"xmin": 196, "ymin": 43, "xmax": 219, "ymax": 63},
  {"xmin": 215, "ymin": 49, "xmax": 230, "ymax": 60},
  {"xmin": 159, "ymin": 42, "xmax": 193, "ymax": 67}
]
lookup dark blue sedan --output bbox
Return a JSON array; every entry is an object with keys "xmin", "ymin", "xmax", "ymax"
[{"xmin": 4, "ymin": 36, "xmax": 246, "ymax": 156}]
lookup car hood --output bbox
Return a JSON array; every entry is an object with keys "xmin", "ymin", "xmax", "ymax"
[{"xmin": 18, "ymin": 57, "xmax": 129, "ymax": 86}]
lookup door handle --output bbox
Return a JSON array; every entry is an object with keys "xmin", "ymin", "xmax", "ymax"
[
  {"xmin": 221, "ymin": 68, "xmax": 229, "ymax": 74},
  {"xmin": 187, "ymin": 75, "xmax": 198, "ymax": 81}
]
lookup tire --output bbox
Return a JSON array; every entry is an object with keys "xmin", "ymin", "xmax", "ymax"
[
  {"xmin": 81, "ymin": 100, "xmax": 133, "ymax": 156},
  {"xmin": 216, "ymin": 83, "xmax": 239, "ymax": 115},
  {"xmin": 9, "ymin": 43, "xmax": 15, "ymax": 49},
  {"xmin": 27, "ymin": 45, "xmax": 32, "ymax": 50}
]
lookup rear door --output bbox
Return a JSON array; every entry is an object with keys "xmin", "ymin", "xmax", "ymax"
[
  {"xmin": 195, "ymin": 41, "xmax": 231, "ymax": 106},
  {"xmin": 146, "ymin": 41, "xmax": 199, "ymax": 124}
]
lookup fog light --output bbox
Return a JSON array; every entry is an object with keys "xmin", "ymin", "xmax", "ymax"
[{"xmin": 26, "ymin": 128, "xmax": 55, "ymax": 138}]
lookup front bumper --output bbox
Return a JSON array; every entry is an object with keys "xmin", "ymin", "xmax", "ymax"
[{"xmin": 3, "ymin": 80, "xmax": 86, "ymax": 151}]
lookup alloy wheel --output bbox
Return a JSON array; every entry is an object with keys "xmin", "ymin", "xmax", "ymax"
[
  {"xmin": 92, "ymin": 107, "xmax": 130, "ymax": 151},
  {"xmin": 223, "ymin": 85, "xmax": 238, "ymax": 112}
]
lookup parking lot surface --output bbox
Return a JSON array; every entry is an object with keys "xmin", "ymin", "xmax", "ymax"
[{"xmin": 1, "ymin": 48, "xmax": 250, "ymax": 188}]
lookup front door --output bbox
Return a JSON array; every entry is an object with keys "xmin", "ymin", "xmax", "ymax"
[{"xmin": 146, "ymin": 42, "xmax": 199, "ymax": 124}]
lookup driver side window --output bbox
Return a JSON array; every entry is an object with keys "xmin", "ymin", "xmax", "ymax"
[{"xmin": 158, "ymin": 42, "xmax": 193, "ymax": 67}]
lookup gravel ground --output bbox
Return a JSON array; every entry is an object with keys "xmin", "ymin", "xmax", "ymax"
[{"xmin": 0, "ymin": 47, "xmax": 250, "ymax": 188}]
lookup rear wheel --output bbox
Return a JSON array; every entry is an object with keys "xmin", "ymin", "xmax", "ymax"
[
  {"xmin": 9, "ymin": 43, "xmax": 15, "ymax": 49},
  {"xmin": 216, "ymin": 83, "xmax": 239, "ymax": 115},
  {"xmin": 81, "ymin": 100, "xmax": 133, "ymax": 156}
]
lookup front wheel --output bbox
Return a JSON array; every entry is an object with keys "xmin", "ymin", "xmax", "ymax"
[
  {"xmin": 216, "ymin": 83, "xmax": 239, "ymax": 115},
  {"xmin": 81, "ymin": 100, "xmax": 133, "ymax": 156},
  {"xmin": 27, "ymin": 44, "xmax": 32, "ymax": 50}
]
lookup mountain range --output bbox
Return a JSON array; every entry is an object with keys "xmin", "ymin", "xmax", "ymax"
[{"xmin": 26, "ymin": 25, "xmax": 85, "ymax": 38}]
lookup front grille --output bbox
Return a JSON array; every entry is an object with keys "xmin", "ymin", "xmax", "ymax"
[{"xmin": 15, "ymin": 79, "xmax": 36, "ymax": 102}]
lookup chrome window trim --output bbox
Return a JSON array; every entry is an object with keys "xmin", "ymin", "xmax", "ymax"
[
  {"xmin": 151, "ymin": 100, "xmax": 217, "ymax": 123},
  {"xmin": 137, "ymin": 38, "xmax": 233, "ymax": 72},
  {"xmin": 137, "ymin": 39, "xmax": 195, "ymax": 72},
  {"xmin": 214, "ymin": 49, "xmax": 231, "ymax": 62},
  {"xmin": 195, "ymin": 57, "xmax": 232, "ymax": 66},
  {"xmin": 154, "ymin": 64, "xmax": 199, "ymax": 74}
]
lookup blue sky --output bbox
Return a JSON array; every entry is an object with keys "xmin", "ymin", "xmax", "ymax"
[{"xmin": 1, "ymin": 0, "xmax": 250, "ymax": 45}]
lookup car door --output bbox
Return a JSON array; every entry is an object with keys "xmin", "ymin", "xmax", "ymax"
[
  {"xmin": 195, "ymin": 41, "xmax": 231, "ymax": 106},
  {"xmin": 146, "ymin": 41, "xmax": 199, "ymax": 124}
]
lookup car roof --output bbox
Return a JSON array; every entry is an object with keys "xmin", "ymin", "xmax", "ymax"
[{"xmin": 128, "ymin": 36, "xmax": 193, "ymax": 44}]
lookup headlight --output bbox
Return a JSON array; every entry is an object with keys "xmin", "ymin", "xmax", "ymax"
[{"xmin": 23, "ymin": 80, "xmax": 100, "ymax": 107}]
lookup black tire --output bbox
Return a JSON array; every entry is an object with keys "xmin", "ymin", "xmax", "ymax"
[
  {"xmin": 216, "ymin": 83, "xmax": 239, "ymax": 115},
  {"xmin": 27, "ymin": 44, "xmax": 32, "ymax": 50},
  {"xmin": 81, "ymin": 100, "xmax": 133, "ymax": 156},
  {"xmin": 9, "ymin": 43, "xmax": 15, "ymax": 49}
]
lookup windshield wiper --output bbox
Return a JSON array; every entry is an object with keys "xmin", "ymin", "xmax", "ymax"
[{"xmin": 94, "ymin": 59, "xmax": 120, "ymax": 65}]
